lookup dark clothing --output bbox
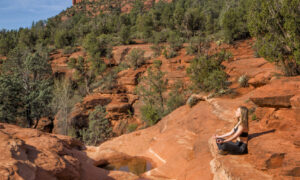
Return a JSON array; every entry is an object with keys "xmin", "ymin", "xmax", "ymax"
[
  {"xmin": 240, "ymin": 132, "xmax": 248, "ymax": 137},
  {"xmin": 216, "ymin": 138, "xmax": 248, "ymax": 154}
]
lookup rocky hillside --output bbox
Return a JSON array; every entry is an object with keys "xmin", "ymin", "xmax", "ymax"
[
  {"xmin": 71, "ymin": 0, "xmax": 172, "ymax": 14},
  {"xmin": 50, "ymin": 41, "xmax": 193, "ymax": 136},
  {"xmin": 87, "ymin": 39, "xmax": 300, "ymax": 179},
  {"xmin": 1, "ymin": 0, "xmax": 299, "ymax": 179},
  {"xmin": 2, "ymin": 40, "xmax": 299, "ymax": 180}
]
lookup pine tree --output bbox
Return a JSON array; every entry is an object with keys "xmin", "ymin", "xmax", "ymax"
[{"xmin": 135, "ymin": 60, "xmax": 168, "ymax": 125}]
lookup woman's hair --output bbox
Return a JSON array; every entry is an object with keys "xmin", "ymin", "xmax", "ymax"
[{"xmin": 239, "ymin": 106, "xmax": 249, "ymax": 129}]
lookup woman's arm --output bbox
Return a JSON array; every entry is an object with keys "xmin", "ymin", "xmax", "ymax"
[
  {"xmin": 223, "ymin": 126, "xmax": 243, "ymax": 143},
  {"xmin": 216, "ymin": 128, "xmax": 235, "ymax": 138}
]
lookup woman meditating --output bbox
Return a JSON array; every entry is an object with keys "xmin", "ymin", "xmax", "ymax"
[{"xmin": 214, "ymin": 106, "xmax": 249, "ymax": 155}]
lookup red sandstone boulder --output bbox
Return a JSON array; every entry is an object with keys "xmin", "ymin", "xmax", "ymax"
[
  {"xmin": 0, "ymin": 123, "xmax": 130, "ymax": 180},
  {"xmin": 248, "ymin": 72, "xmax": 272, "ymax": 88},
  {"xmin": 250, "ymin": 77, "xmax": 300, "ymax": 108},
  {"xmin": 255, "ymin": 107, "xmax": 275, "ymax": 121},
  {"xmin": 290, "ymin": 94, "xmax": 300, "ymax": 109}
]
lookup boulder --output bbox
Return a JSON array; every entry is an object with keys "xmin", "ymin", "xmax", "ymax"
[
  {"xmin": 248, "ymin": 72, "xmax": 272, "ymax": 88},
  {"xmin": 0, "ymin": 123, "xmax": 124, "ymax": 180},
  {"xmin": 255, "ymin": 107, "xmax": 275, "ymax": 121},
  {"xmin": 250, "ymin": 77, "xmax": 300, "ymax": 108},
  {"xmin": 36, "ymin": 117, "xmax": 53, "ymax": 133},
  {"xmin": 290, "ymin": 94, "xmax": 300, "ymax": 109}
]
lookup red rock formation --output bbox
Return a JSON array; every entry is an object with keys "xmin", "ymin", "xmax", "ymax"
[
  {"xmin": 250, "ymin": 77, "xmax": 300, "ymax": 108},
  {"xmin": 86, "ymin": 39, "xmax": 300, "ymax": 179},
  {"xmin": 0, "ymin": 123, "xmax": 138, "ymax": 180},
  {"xmin": 72, "ymin": 0, "xmax": 83, "ymax": 5}
]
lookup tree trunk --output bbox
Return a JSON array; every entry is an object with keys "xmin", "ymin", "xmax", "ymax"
[
  {"xmin": 85, "ymin": 77, "xmax": 90, "ymax": 94},
  {"xmin": 26, "ymin": 107, "xmax": 32, "ymax": 128}
]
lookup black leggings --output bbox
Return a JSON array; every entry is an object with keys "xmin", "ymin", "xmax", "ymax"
[{"xmin": 216, "ymin": 138, "xmax": 248, "ymax": 154}]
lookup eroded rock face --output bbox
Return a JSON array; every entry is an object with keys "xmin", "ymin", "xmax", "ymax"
[{"xmin": 0, "ymin": 123, "xmax": 134, "ymax": 180}]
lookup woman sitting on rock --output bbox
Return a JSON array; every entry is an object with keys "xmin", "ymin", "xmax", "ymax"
[{"xmin": 214, "ymin": 106, "xmax": 249, "ymax": 155}]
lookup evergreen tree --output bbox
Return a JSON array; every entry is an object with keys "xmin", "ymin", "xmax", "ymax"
[
  {"xmin": 80, "ymin": 105, "xmax": 112, "ymax": 145},
  {"xmin": 220, "ymin": 0, "xmax": 249, "ymax": 43},
  {"xmin": 248, "ymin": 0, "xmax": 300, "ymax": 75},
  {"xmin": 136, "ymin": 60, "xmax": 168, "ymax": 125},
  {"xmin": 0, "ymin": 47, "xmax": 53, "ymax": 127},
  {"xmin": 68, "ymin": 56, "xmax": 93, "ymax": 94},
  {"xmin": 126, "ymin": 48, "xmax": 146, "ymax": 69}
]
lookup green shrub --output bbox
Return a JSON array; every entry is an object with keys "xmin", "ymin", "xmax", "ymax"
[
  {"xmin": 119, "ymin": 25, "xmax": 131, "ymax": 45},
  {"xmin": 238, "ymin": 75, "xmax": 249, "ymax": 87},
  {"xmin": 140, "ymin": 103, "xmax": 162, "ymax": 126},
  {"xmin": 166, "ymin": 80, "xmax": 186, "ymax": 112},
  {"xmin": 83, "ymin": 33, "xmax": 112, "ymax": 58},
  {"xmin": 80, "ymin": 105, "xmax": 112, "ymax": 145},
  {"xmin": 67, "ymin": 127, "xmax": 77, "ymax": 138},
  {"xmin": 63, "ymin": 46, "xmax": 77, "ymax": 55},
  {"xmin": 187, "ymin": 53, "xmax": 228, "ymax": 92},
  {"xmin": 251, "ymin": 114, "xmax": 257, "ymax": 121},
  {"xmin": 220, "ymin": 0, "xmax": 249, "ymax": 43},
  {"xmin": 151, "ymin": 44, "xmax": 162, "ymax": 57},
  {"xmin": 167, "ymin": 31, "xmax": 183, "ymax": 51},
  {"xmin": 135, "ymin": 60, "xmax": 168, "ymax": 126},
  {"xmin": 127, "ymin": 123, "xmax": 138, "ymax": 133},
  {"xmin": 248, "ymin": 0, "xmax": 300, "ymax": 76},
  {"xmin": 54, "ymin": 29, "xmax": 73, "ymax": 48},
  {"xmin": 68, "ymin": 56, "xmax": 94, "ymax": 94},
  {"xmin": 126, "ymin": 48, "xmax": 146, "ymax": 69},
  {"xmin": 186, "ymin": 95, "xmax": 204, "ymax": 108},
  {"xmin": 185, "ymin": 36, "xmax": 210, "ymax": 55}
]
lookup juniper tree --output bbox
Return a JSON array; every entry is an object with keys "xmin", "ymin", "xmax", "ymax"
[
  {"xmin": 0, "ymin": 47, "xmax": 53, "ymax": 127},
  {"xmin": 248, "ymin": 0, "xmax": 300, "ymax": 76}
]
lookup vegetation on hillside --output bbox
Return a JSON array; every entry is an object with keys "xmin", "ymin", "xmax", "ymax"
[{"xmin": 0, "ymin": 0, "xmax": 299, "ymax": 141}]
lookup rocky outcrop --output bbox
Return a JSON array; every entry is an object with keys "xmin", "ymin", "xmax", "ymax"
[
  {"xmin": 0, "ymin": 123, "xmax": 136, "ymax": 180},
  {"xmin": 87, "ymin": 102, "xmax": 227, "ymax": 180},
  {"xmin": 206, "ymin": 40, "xmax": 300, "ymax": 180},
  {"xmin": 48, "ymin": 39, "xmax": 300, "ymax": 179},
  {"xmin": 50, "ymin": 49, "xmax": 85, "ymax": 78},
  {"xmin": 250, "ymin": 77, "xmax": 300, "ymax": 108},
  {"xmin": 36, "ymin": 117, "xmax": 53, "ymax": 133},
  {"xmin": 72, "ymin": 0, "xmax": 172, "ymax": 13},
  {"xmin": 66, "ymin": 93, "xmax": 136, "ymax": 136},
  {"xmin": 290, "ymin": 94, "xmax": 300, "ymax": 109},
  {"xmin": 248, "ymin": 72, "xmax": 273, "ymax": 87},
  {"xmin": 209, "ymin": 138, "xmax": 272, "ymax": 180}
]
